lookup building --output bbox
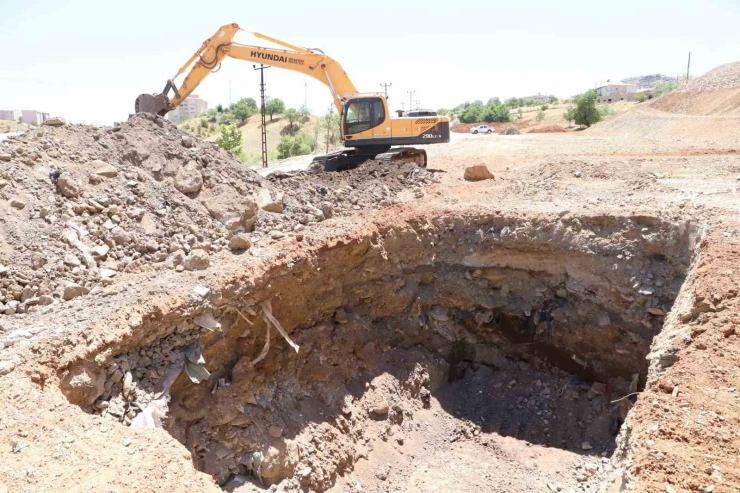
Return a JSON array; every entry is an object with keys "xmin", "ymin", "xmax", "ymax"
[
  {"xmin": 167, "ymin": 95, "xmax": 208, "ymax": 124},
  {"xmin": 0, "ymin": 110, "xmax": 50, "ymax": 124},
  {"xmin": 595, "ymin": 83, "xmax": 637, "ymax": 103}
]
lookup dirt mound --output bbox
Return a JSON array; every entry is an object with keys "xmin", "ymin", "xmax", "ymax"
[
  {"xmin": 527, "ymin": 125, "xmax": 566, "ymax": 134},
  {"xmin": 681, "ymin": 62, "xmax": 740, "ymax": 94},
  {"xmin": 650, "ymin": 62, "xmax": 740, "ymax": 116},
  {"xmin": 451, "ymin": 123, "xmax": 472, "ymax": 133},
  {"xmin": 0, "ymin": 114, "xmax": 430, "ymax": 321}
]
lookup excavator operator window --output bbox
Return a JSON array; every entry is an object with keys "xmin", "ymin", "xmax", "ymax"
[{"xmin": 345, "ymin": 98, "xmax": 385, "ymax": 135}]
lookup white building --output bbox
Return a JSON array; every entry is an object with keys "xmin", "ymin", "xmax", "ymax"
[
  {"xmin": 168, "ymin": 95, "xmax": 208, "ymax": 124},
  {"xmin": 0, "ymin": 110, "xmax": 50, "ymax": 124}
]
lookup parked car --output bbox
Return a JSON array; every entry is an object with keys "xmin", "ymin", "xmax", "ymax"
[{"xmin": 470, "ymin": 125, "xmax": 494, "ymax": 134}]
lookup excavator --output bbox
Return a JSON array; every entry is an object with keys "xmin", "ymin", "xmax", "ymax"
[{"xmin": 135, "ymin": 23, "xmax": 450, "ymax": 171}]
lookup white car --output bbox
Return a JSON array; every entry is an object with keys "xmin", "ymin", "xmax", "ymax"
[{"xmin": 470, "ymin": 125, "xmax": 494, "ymax": 134}]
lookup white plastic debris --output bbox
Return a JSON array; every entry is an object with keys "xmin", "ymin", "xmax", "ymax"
[
  {"xmin": 194, "ymin": 313, "xmax": 221, "ymax": 330},
  {"xmin": 193, "ymin": 285, "xmax": 210, "ymax": 297},
  {"xmin": 251, "ymin": 320, "xmax": 270, "ymax": 366},
  {"xmin": 262, "ymin": 300, "xmax": 300, "ymax": 353}
]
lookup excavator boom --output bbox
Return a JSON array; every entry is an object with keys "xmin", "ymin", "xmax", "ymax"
[{"xmin": 136, "ymin": 24, "xmax": 450, "ymax": 171}]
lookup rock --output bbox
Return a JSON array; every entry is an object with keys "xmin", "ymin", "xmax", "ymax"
[
  {"xmin": 0, "ymin": 153, "xmax": 11, "ymax": 162},
  {"xmin": 63, "ymin": 283, "xmax": 88, "ymax": 301},
  {"xmin": 581, "ymin": 441, "xmax": 593, "ymax": 450},
  {"xmin": 57, "ymin": 175, "xmax": 80, "ymax": 198},
  {"xmin": 0, "ymin": 360, "xmax": 16, "ymax": 376},
  {"xmin": 89, "ymin": 174, "xmax": 103, "ymax": 185},
  {"xmin": 181, "ymin": 135, "xmax": 194, "ymax": 148},
  {"xmin": 255, "ymin": 188, "xmax": 285, "ymax": 213},
  {"xmin": 59, "ymin": 364, "xmax": 105, "ymax": 405},
  {"xmin": 100, "ymin": 268, "xmax": 117, "ymax": 279},
  {"xmin": 38, "ymin": 295, "xmax": 54, "ymax": 306},
  {"xmin": 320, "ymin": 202, "xmax": 334, "ymax": 219},
  {"xmin": 9, "ymin": 198, "xmax": 26, "ymax": 210},
  {"xmin": 268, "ymin": 426, "xmax": 283, "ymax": 438},
  {"xmin": 228, "ymin": 234, "xmax": 251, "ymax": 251},
  {"xmin": 574, "ymin": 170, "xmax": 583, "ymax": 178},
  {"xmin": 463, "ymin": 164, "xmax": 495, "ymax": 181},
  {"xmin": 110, "ymin": 226, "xmax": 132, "ymax": 245},
  {"xmin": 92, "ymin": 244, "xmax": 110, "ymax": 257},
  {"xmin": 63, "ymin": 254, "xmax": 81, "ymax": 267},
  {"xmin": 556, "ymin": 288, "xmax": 568, "ymax": 298},
  {"xmin": 648, "ymin": 308, "xmax": 666, "ymax": 316},
  {"xmin": 42, "ymin": 117, "xmax": 66, "ymax": 126},
  {"xmin": 202, "ymin": 184, "xmax": 259, "ymax": 232},
  {"xmin": 93, "ymin": 161, "xmax": 119, "ymax": 178},
  {"xmin": 183, "ymin": 249, "xmax": 210, "ymax": 271},
  {"xmin": 174, "ymin": 160, "xmax": 203, "ymax": 194},
  {"xmin": 0, "ymin": 179, "xmax": 7, "ymax": 188},
  {"xmin": 372, "ymin": 400, "xmax": 390, "ymax": 415}
]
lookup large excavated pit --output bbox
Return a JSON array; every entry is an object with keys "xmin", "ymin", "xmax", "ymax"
[{"xmin": 60, "ymin": 213, "xmax": 699, "ymax": 492}]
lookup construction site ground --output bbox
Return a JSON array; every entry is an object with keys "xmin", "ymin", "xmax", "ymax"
[{"xmin": 2, "ymin": 66, "xmax": 740, "ymax": 493}]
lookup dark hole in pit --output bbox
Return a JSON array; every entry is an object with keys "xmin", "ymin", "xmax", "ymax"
[{"xmin": 66, "ymin": 215, "xmax": 698, "ymax": 492}]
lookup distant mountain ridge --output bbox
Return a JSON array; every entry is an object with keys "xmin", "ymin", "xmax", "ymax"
[{"xmin": 620, "ymin": 74, "xmax": 676, "ymax": 89}]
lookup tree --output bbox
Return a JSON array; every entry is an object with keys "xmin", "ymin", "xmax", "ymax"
[
  {"xmin": 505, "ymin": 98, "xmax": 520, "ymax": 108},
  {"xmin": 573, "ymin": 90, "xmax": 601, "ymax": 128},
  {"xmin": 563, "ymin": 105, "xmax": 576, "ymax": 127},
  {"xmin": 459, "ymin": 100, "xmax": 485, "ymax": 124},
  {"xmin": 215, "ymin": 123, "xmax": 243, "ymax": 154},
  {"xmin": 535, "ymin": 110, "xmax": 546, "ymax": 122},
  {"xmin": 299, "ymin": 104, "xmax": 311, "ymax": 122},
  {"xmin": 232, "ymin": 100, "xmax": 256, "ymax": 124},
  {"xmin": 265, "ymin": 98, "xmax": 285, "ymax": 121},
  {"xmin": 216, "ymin": 104, "xmax": 224, "ymax": 113},
  {"xmin": 318, "ymin": 106, "xmax": 340, "ymax": 153},
  {"xmin": 284, "ymin": 108, "xmax": 301, "ymax": 129},
  {"xmin": 517, "ymin": 107, "xmax": 523, "ymax": 120}
]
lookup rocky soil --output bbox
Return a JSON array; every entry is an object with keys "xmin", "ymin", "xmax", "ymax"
[{"xmin": 0, "ymin": 114, "xmax": 433, "ymax": 322}]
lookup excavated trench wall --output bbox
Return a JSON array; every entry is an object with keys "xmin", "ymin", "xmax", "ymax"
[{"xmin": 59, "ymin": 213, "xmax": 699, "ymax": 490}]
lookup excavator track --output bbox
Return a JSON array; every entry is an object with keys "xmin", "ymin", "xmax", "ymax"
[
  {"xmin": 311, "ymin": 147, "xmax": 428, "ymax": 172},
  {"xmin": 376, "ymin": 147, "xmax": 427, "ymax": 168}
]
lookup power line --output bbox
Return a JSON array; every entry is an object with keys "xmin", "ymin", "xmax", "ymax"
[
  {"xmin": 380, "ymin": 82, "xmax": 392, "ymax": 98},
  {"xmin": 253, "ymin": 64, "xmax": 270, "ymax": 168}
]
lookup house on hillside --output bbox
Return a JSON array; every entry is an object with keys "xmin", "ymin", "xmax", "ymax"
[{"xmin": 596, "ymin": 82, "xmax": 637, "ymax": 103}]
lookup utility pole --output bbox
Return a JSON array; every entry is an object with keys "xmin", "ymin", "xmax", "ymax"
[
  {"xmin": 229, "ymin": 80, "xmax": 232, "ymax": 106},
  {"xmin": 254, "ymin": 64, "xmax": 270, "ymax": 168},
  {"xmin": 380, "ymin": 82, "xmax": 392, "ymax": 98},
  {"xmin": 304, "ymin": 82, "xmax": 308, "ymax": 109},
  {"xmin": 415, "ymin": 99, "xmax": 421, "ymax": 110},
  {"xmin": 407, "ymin": 90, "xmax": 415, "ymax": 113},
  {"xmin": 686, "ymin": 52, "xmax": 691, "ymax": 83}
]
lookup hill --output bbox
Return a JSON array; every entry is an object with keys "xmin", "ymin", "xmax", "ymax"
[
  {"xmin": 621, "ymin": 74, "xmax": 675, "ymax": 90},
  {"xmin": 179, "ymin": 114, "xmax": 321, "ymax": 165}
]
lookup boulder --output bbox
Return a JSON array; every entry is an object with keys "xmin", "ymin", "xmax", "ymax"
[
  {"xmin": 228, "ymin": 234, "xmax": 252, "ymax": 251},
  {"xmin": 57, "ymin": 174, "xmax": 81, "ymax": 198},
  {"xmin": 201, "ymin": 184, "xmax": 258, "ymax": 232},
  {"xmin": 42, "ymin": 117, "xmax": 66, "ymax": 127},
  {"xmin": 255, "ymin": 188, "xmax": 285, "ymax": 213},
  {"xmin": 9, "ymin": 198, "xmax": 26, "ymax": 210},
  {"xmin": 174, "ymin": 160, "xmax": 203, "ymax": 194},
  {"xmin": 183, "ymin": 249, "xmax": 210, "ymax": 271},
  {"xmin": 464, "ymin": 164, "xmax": 495, "ymax": 182},
  {"xmin": 93, "ymin": 160, "xmax": 119, "ymax": 178},
  {"xmin": 63, "ymin": 283, "xmax": 89, "ymax": 301},
  {"xmin": 59, "ymin": 364, "xmax": 105, "ymax": 405}
]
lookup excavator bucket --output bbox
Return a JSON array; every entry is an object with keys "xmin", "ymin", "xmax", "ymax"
[{"xmin": 135, "ymin": 93, "xmax": 171, "ymax": 116}]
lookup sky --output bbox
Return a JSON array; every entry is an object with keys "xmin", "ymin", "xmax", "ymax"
[{"xmin": 1, "ymin": 0, "xmax": 738, "ymax": 125}]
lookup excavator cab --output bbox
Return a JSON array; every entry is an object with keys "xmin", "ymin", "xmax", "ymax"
[{"xmin": 342, "ymin": 97, "xmax": 388, "ymax": 139}]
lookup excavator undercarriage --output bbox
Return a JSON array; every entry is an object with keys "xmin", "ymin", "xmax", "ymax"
[{"xmin": 312, "ymin": 146, "xmax": 427, "ymax": 172}]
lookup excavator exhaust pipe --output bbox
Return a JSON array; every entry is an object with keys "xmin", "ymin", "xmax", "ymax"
[{"xmin": 135, "ymin": 93, "xmax": 171, "ymax": 116}]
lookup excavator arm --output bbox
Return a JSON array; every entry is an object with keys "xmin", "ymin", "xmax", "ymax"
[{"xmin": 135, "ymin": 23, "xmax": 357, "ymax": 116}]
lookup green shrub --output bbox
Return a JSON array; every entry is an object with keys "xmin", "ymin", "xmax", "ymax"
[
  {"xmin": 535, "ymin": 110, "xmax": 546, "ymax": 122},
  {"xmin": 501, "ymin": 126, "xmax": 520, "ymax": 135},
  {"xmin": 635, "ymin": 93, "xmax": 647, "ymax": 103},
  {"xmin": 276, "ymin": 133, "xmax": 313, "ymax": 159},
  {"xmin": 215, "ymin": 123, "xmax": 243, "ymax": 154},
  {"xmin": 540, "ymin": 104, "xmax": 549, "ymax": 111}
]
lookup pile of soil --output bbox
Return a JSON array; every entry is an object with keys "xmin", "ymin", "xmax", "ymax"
[
  {"xmin": 527, "ymin": 125, "xmax": 566, "ymax": 134},
  {"xmin": 650, "ymin": 61, "xmax": 740, "ymax": 116},
  {"xmin": 0, "ymin": 114, "xmax": 432, "ymax": 320}
]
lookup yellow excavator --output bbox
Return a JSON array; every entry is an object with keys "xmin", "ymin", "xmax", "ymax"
[{"xmin": 135, "ymin": 23, "xmax": 449, "ymax": 171}]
